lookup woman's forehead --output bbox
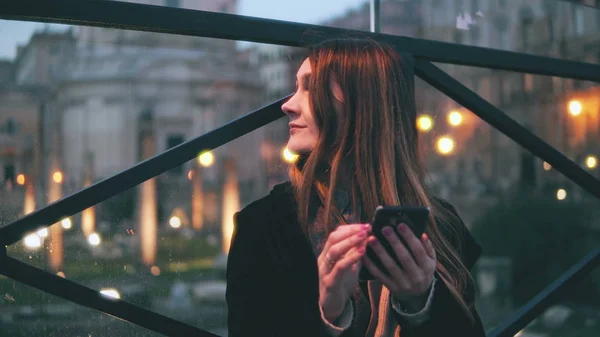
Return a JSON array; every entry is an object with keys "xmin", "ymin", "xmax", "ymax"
[{"xmin": 296, "ymin": 58, "xmax": 312, "ymax": 77}]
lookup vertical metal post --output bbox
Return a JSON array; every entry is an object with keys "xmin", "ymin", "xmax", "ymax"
[{"xmin": 370, "ymin": 0, "xmax": 381, "ymax": 33}]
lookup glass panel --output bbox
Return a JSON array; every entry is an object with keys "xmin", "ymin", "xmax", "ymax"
[
  {"xmin": 0, "ymin": 280, "xmax": 164, "ymax": 336},
  {"xmin": 510, "ymin": 273, "xmax": 600, "ymax": 337},
  {"xmin": 2, "ymin": 3, "xmax": 599, "ymax": 335},
  {"xmin": 0, "ymin": 20, "xmax": 302, "ymax": 225},
  {"xmin": 0, "ymin": 18, "xmax": 294, "ymax": 334},
  {"xmin": 7, "ymin": 124, "xmax": 290, "ymax": 333},
  {"xmin": 433, "ymin": 62, "xmax": 600, "ymax": 177},
  {"xmin": 415, "ymin": 76, "xmax": 600, "ymax": 331},
  {"xmin": 381, "ymin": 0, "xmax": 600, "ymax": 62}
]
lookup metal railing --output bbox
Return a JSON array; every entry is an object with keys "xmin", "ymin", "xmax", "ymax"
[{"xmin": 0, "ymin": 1, "xmax": 599, "ymax": 336}]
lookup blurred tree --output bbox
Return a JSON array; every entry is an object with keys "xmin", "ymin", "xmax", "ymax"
[{"xmin": 471, "ymin": 194, "xmax": 600, "ymax": 306}]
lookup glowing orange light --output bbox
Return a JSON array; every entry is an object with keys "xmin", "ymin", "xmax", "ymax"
[
  {"xmin": 436, "ymin": 136, "xmax": 455, "ymax": 155},
  {"xmin": 448, "ymin": 111, "xmax": 463, "ymax": 126},
  {"xmin": 16, "ymin": 174, "xmax": 26, "ymax": 185},
  {"xmin": 585, "ymin": 155, "xmax": 597, "ymax": 169},
  {"xmin": 556, "ymin": 189, "xmax": 567, "ymax": 201},
  {"xmin": 417, "ymin": 115, "xmax": 433, "ymax": 132},
  {"xmin": 568, "ymin": 100, "xmax": 582, "ymax": 116},
  {"xmin": 52, "ymin": 171, "xmax": 63, "ymax": 184},
  {"xmin": 197, "ymin": 151, "xmax": 214, "ymax": 167},
  {"xmin": 282, "ymin": 147, "xmax": 299, "ymax": 163},
  {"xmin": 543, "ymin": 162, "xmax": 552, "ymax": 171}
]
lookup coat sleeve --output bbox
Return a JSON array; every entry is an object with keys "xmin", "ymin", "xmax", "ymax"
[{"xmin": 392, "ymin": 199, "xmax": 486, "ymax": 337}]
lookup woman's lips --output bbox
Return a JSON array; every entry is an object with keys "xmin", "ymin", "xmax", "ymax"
[{"xmin": 289, "ymin": 124, "xmax": 306, "ymax": 133}]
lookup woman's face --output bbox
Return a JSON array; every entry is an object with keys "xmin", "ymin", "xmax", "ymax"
[{"xmin": 282, "ymin": 58, "xmax": 344, "ymax": 155}]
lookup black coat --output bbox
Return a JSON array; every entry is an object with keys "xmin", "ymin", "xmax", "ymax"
[{"xmin": 226, "ymin": 182, "xmax": 486, "ymax": 337}]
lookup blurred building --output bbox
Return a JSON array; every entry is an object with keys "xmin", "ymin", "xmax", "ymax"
[
  {"xmin": 0, "ymin": 28, "xmax": 73, "ymax": 222},
  {"xmin": 0, "ymin": 0, "xmax": 268, "ymax": 232},
  {"xmin": 420, "ymin": 0, "xmax": 600, "ymax": 211}
]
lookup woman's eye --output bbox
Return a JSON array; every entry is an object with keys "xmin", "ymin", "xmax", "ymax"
[{"xmin": 302, "ymin": 77, "xmax": 310, "ymax": 90}]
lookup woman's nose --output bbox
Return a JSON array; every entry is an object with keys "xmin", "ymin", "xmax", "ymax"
[{"xmin": 281, "ymin": 95, "xmax": 299, "ymax": 116}]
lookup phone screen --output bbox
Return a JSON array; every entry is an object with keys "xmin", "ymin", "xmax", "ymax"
[{"xmin": 359, "ymin": 206, "xmax": 429, "ymax": 281}]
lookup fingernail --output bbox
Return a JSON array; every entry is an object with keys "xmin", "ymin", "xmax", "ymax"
[
  {"xmin": 382, "ymin": 227, "xmax": 393, "ymax": 236},
  {"xmin": 422, "ymin": 233, "xmax": 429, "ymax": 241},
  {"xmin": 357, "ymin": 230, "xmax": 367, "ymax": 238},
  {"xmin": 397, "ymin": 223, "xmax": 407, "ymax": 233},
  {"xmin": 368, "ymin": 239, "xmax": 378, "ymax": 247},
  {"xmin": 358, "ymin": 247, "xmax": 366, "ymax": 254},
  {"xmin": 362, "ymin": 224, "xmax": 371, "ymax": 231}
]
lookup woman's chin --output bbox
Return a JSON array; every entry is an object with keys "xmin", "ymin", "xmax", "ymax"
[{"xmin": 287, "ymin": 144, "xmax": 311, "ymax": 156}]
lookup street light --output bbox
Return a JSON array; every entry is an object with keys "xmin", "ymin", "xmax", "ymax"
[
  {"xmin": 61, "ymin": 218, "xmax": 72, "ymax": 230},
  {"xmin": 448, "ymin": 110, "xmax": 463, "ymax": 126},
  {"xmin": 169, "ymin": 216, "xmax": 182, "ymax": 229},
  {"xmin": 52, "ymin": 171, "xmax": 63, "ymax": 184},
  {"xmin": 23, "ymin": 233, "xmax": 42, "ymax": 250},
  {"xmin": 585, "ymin": 155, "xmax": 597, "ymax": 169},
  {"xmin": 37, "ymin": 228, "xmax": 48, "ymax": 238},
  {"xmin": 417, "ymin": 115, "xmax": 433, "ymax": 132},
  {"xmin": 436, "ymin": 136, "xmax": 455, "ymax": 155},
  {"xmin": 88, "ymin": 232, "xmax": 101, "ymax": 246},
  {"xmin": 568, "ymin": 100, "xmax": 582, "ymax": 117},
  {"xmin": 197, "ymin": 151, "xmax": 214, "ymax": 167},
  {"xmin": 556, "ymin": 188, "xmax": 567, "ymax": 201}
]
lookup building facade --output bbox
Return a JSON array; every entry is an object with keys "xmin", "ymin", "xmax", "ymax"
[{"xmin": 1, "ymin": 0, "xmax": 270, "ymax": 234}]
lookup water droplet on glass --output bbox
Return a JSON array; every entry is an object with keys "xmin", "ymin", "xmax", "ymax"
[{"xmin": 4, "ymin": 293, "xmax": 16, "ymax": 302}]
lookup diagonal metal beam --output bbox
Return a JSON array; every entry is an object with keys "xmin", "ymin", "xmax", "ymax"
[
  {"xmin": 559, "ymin": 0, "xmax": 600, "ymax": 9},
  {"xmin": 488, "ymin": 246, "xmax": 600, "ymax": 337},
  {"xmin": 414, "ymin": 59, "xmax": 600, "ymax": 201},
  {"xmin": 0, "ymin": 98, "xmax": 286, "ymax": 246},
  {"xmin": 0, "ymin": 0, "xmax": 599, "ymax": 82},
  {"xmin": 0, "ymin": 255, "xmax": 219, "ymax": 337}
]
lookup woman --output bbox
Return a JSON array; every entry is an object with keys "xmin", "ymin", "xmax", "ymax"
[{"xmin": 226, "ymin": 37, "xmax": 485, "ymax": 337}]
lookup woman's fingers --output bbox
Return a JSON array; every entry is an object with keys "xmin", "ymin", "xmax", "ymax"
[
  {"xmin": 366, "ymin": 236, "xmax": 409, "ymax": 288},
  {"xmin": 396, "ymin": 223, "xmax": 429, "ymax": 267},
  {"xmin": 322, "ymin": 246, "xmax": 366, "ymax": 288},
  {"xmin": 421, "ymin": 233, "xmax": 436, "ymax": 259},
  {"xmin": 381, "ymin": 226, "xmax": 419, "ymax": 274},
  {"xmin": 333, "ymin": 245, "xmax": 366, "ymax": 273},
  {"xmin": 326, "ymin": 229, "xmax": 369, "ymax": 262},
  {"xmin": 318, "ymin": 224, "xmax": 370, "ymax": 276},
  {"xmin": 321, "ymin": 224, "xmax": 370, "ymax": 254}
]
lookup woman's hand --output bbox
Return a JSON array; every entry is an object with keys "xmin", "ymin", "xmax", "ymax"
[
  {"xmin": 318, "ymin": 224, "xmax": 371, "ymax": 323},
  {"xmin": 363, "ymin": 223, "xmax": 436, "ymax": 311}
]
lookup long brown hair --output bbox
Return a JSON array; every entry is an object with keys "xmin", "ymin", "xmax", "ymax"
[{"xmin": 288, "ymin": 37, "xmax": 476, "ymax": 320}]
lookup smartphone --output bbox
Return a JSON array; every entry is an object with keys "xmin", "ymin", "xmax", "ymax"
[{"xmin": 359, "ymin": 206, "xmax": 430, "ymax": 281}]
